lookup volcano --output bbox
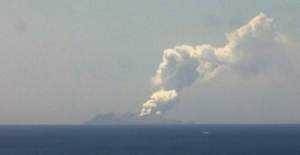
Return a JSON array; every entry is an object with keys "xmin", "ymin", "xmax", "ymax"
[{"xmin": 85, "ymin": 113, "xmax": 184, "ymax": 125}]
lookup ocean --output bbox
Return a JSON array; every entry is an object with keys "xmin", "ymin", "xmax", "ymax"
[{"xmin": 0, "ymin": 125, "xmax": 299, "ymax": 155}]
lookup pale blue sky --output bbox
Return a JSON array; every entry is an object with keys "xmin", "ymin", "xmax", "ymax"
[{"xmin": 0, "ymin": 0, "xmax": 299, "ymax": 124}]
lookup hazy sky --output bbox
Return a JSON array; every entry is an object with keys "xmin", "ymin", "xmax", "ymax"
[{"xmin": 0, "ymin": 0, "xmax": 299, "ymax": 124}]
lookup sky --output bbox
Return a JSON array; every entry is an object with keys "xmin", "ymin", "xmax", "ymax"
[{"xmin": 0, "ymin": 0, "xmax": 299, "ymax": 124}]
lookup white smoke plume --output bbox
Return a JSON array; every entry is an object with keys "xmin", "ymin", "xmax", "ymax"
[{"xmin": 140, "ymin": 13, "xmax": 287, "ymax": 116}]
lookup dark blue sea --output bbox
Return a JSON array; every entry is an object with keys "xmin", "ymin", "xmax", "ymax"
[{"xmin": 0, "ymin": 125, "xmax": 300, "ymax": 155}]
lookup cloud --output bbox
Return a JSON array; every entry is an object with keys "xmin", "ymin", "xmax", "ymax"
[{"xmin": 139, "ymin": 13, "xmax": 292, "ymax": 116}]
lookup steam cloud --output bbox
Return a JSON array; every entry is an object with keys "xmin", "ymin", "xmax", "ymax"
[{"xmin": 140, "ymin": 13, "xmax": 287, "ymax": 116}]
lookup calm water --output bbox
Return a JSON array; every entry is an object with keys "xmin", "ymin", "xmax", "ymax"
[{"xmin": 0, "ymin": 125, "xmax": 300, "ymax": 155}]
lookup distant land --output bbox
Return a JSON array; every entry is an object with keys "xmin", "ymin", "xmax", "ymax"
[{"xmin": 85, "ymin": 113, "xmax": 185, "ymax": 125}]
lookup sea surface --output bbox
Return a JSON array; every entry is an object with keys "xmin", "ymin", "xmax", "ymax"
[{"xmin": 0, "ymin": 125, "xmax": 300, "ymax": 155}]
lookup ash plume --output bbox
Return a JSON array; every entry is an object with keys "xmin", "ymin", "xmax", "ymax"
[{"xmin": 140, "ymin": 13, "xmax": 288, "ymax": 116}]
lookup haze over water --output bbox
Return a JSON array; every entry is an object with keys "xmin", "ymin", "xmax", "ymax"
[{"xmin": 0, "ymin": 1, "xmax": 299, "ymax": 154}]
